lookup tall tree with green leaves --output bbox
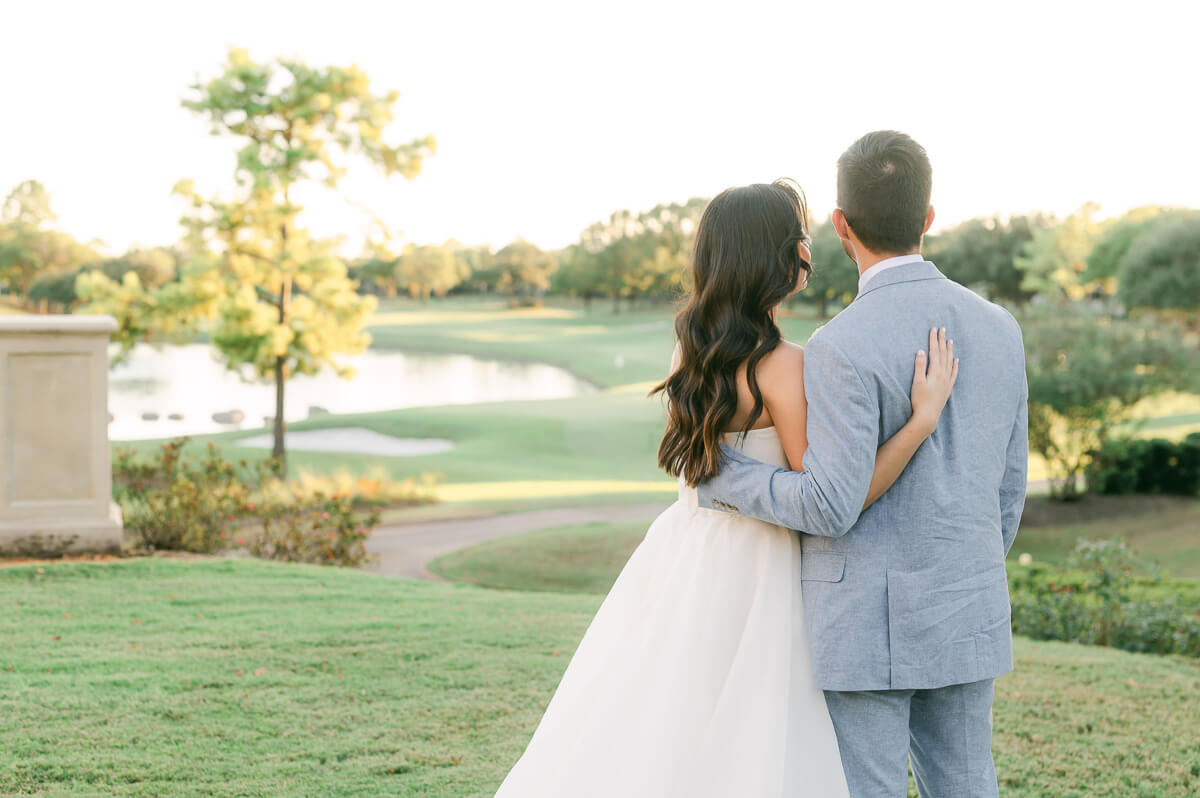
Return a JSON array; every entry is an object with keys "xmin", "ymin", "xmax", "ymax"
[{"xmin": 81, "ymin": 49, "xmax": 434, "ymax": 467}]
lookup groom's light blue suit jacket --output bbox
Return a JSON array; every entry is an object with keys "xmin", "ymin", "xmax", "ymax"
[{"xmin": 698, "ymin": 260, "xmax": 1028, "ymax": 692}]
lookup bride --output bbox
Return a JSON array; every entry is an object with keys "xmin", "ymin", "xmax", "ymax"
[{"xmin": 494, "ymin": 180, "xmax": 958, "ymax": 797}]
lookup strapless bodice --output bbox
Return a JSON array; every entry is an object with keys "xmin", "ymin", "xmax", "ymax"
[
  {"xmin": 679, "ymin": 426, "xmax": 787, "ymax": 510},
  {"xmin": 722, "ymin": 426, "xmax": 787, "ymax": 468}
]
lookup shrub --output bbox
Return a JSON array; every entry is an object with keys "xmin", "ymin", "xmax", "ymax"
[
  {"xmin": 244, "ymin": 488, "xmax": 380, "ymax": 568},
  {"xmin": 1009, "ymin": 539, "xmax": 1200, "ymax": 657},
  {"xmin": 113, "ymin": 438, "xmax": 390, "ymax": 566},
  {"xmin": 1087, "ymin": 433, "xmax": 1200, "ymax": 496},
  {"xmin": 113, "ymin": 439, "xmax": 254, "ymax": 553}
]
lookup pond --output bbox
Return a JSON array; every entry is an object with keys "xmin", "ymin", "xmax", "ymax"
[{"xmin": 107, "ymin": 344, "xmax": 596, "ymax": 442}]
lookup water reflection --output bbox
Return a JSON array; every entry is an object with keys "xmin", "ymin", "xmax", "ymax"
[{"xmin": 108, "ymin": 343, "xmax": 596, "ymax": 441}]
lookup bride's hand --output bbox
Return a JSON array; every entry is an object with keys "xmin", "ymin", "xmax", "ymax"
[{"xmin": 910, "ymin": 327, "xmax": 958, "ymax": 435}]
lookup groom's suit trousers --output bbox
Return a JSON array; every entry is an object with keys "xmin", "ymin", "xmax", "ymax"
[{"xmin": 823, "ymin": 679, "xmax": 998, "ymax": 798}]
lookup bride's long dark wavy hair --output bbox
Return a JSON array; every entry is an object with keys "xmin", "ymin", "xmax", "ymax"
[{"xmin": 652, "ymin": 179, "xmax": 812, "ymax": 487}]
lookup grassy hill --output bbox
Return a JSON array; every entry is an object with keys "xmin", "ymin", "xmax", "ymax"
[{"xmin": 1, "ymin": 558, "xmax": 1197, "ymax": 797}]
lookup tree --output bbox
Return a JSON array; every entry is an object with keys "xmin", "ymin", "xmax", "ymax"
[
  {"xmin": 554, "ymin": 243, "xmax": 607, "ymax": 309},
  {"xmin": 449, "ymin": 242, "xmax": 497, "ymax": 294},
  {"xmin": 1082, "ymin": 206, "xmax": 1183, "ymax": 289},
  {"xmin": 28, "ymin": 268, "xmax": 82, "ymax": 312},
  {"xmin": 564, "ymin": 197, "xmax": 706, "ymax": 311},
  {"xmin": 96, "ymin": 247, "xmax": 179, "ymax": 289},
  {"xmin": 1020, "ymin": 302, "xmax": 1200, "ymax": 499},
  {"xmin": 396, "ymin": 243, "xmax": 468, "ymax": 301},
  {"xmin": 493, "ymin": 239, "xmax": 558, "ymax": 305},
  {"xmin": 1015, "ymin": 204, "xmax": 1100, "ymax": 300},
  {"xmin": 352, "ymin": 255, "xmax": 401, "ymax": 297},
  {"xmin": 0, "ymin": 181, "xmax": 97, "ymax": 302},
  {"xmin": 81, "ymin": 50, "xmax": 433, "ymax": 467},
  {"xmin": 2, "ymin": 180, "xmax": 55, "ymax": 227},
  {"xmin": 184, "ymin": 49, "xmax": 433, "ymax": 465},
  {"xmin": 1116, "ymin": 214, "xmax": 1200, "ymax": 323},
  {"xmin": 802, "ymin": 217, "xmax": 859, "ymax": 318},
  {"xmin": 925, "ymin": 214, "xmax": 1053, "ymax": 304}
]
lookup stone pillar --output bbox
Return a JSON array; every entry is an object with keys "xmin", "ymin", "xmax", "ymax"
[{"xmin": 0, "ymin": 315, "xmax": 124, "ymax": 556}]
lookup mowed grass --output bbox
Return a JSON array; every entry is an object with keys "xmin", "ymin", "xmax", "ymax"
[
  {"xmin": 1, "ymin": 559, "xmax": 1197, "ymax": 797},
  {"xmin": 0, "ymin": 558, "xmax": 598, "ymax": 797},
  {"xmin": 431, "ymin": 521, "xmax": 650, "ymax": 594},
  {"xmin": 366, "ymin": 296, "xmax": 826, "ymax": 389},
  {"xmin": 1014, "ymin": 499, "xmax": 1200, "ymax": 579}
]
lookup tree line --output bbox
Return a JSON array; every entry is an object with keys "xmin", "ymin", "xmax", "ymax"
[{"xmin": 7, "ymin": 179, "xmax": 1197, "ymax": 324}]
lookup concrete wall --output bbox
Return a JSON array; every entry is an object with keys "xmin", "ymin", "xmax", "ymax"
[{"xmin": 0, "ymin": 315, "xmax": 124, "ymax": 555}]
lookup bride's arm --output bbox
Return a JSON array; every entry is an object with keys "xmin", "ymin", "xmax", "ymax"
[{"xmin": 761, "ymin": 328, "xmax": 958, "ymax": 511}]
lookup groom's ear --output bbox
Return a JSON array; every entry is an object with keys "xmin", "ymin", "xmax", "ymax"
[
  {"xmin": 922, "ymin": 205, "xmax": 935, "ymax": 235},
  {"xmin": 832, "ymin": 208, "xmax": 852, "ymax": 241}
]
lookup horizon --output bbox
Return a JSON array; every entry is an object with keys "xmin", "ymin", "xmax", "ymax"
[{"xmin": 4, "ymin": 0, "xmax": 1198, "ymax": 256}]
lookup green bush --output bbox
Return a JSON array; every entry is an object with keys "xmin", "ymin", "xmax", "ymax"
[
  {"xmin": 113, "ymin": 438, "xmax": 254, "ymax": 553},
  {"xmin": 1009, "ymin": 539, "xmax": 1200, "ymax": 657},
  {"xmin": 113, "ymin": 438, "xmax": 380, "ymax": 566},
  {"xmin": 1087, "ymin": 433, "xmax": 1200, "ymax": 496}
]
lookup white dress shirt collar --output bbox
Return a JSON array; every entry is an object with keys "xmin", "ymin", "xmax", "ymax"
[{"xmin": 858, "ymin": 254, "xmax": 925, "ymax": 294}]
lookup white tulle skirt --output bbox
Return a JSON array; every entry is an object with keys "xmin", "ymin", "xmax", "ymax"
[{"xmin": 495, "ymin": 440, "xmax": 849, "ymax": 797}]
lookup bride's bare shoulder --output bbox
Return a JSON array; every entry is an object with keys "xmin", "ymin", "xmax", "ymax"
[{"xmin": 758, "ymin": 340, "xmax": 805, "ymax": 378}]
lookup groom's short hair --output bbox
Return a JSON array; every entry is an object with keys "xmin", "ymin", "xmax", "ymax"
[{"xmin": 837, "ymin": 131, "xmax": 932, "ymax": 255}]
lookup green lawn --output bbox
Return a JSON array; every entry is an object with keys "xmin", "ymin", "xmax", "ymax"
[
  {"xmin": 1, "ymin": 559, "xmax": 1197, "ymax": 797},
  {"xmin": 431, "ymin": 521, "xmax": 650, "ymax": 593},
  {"xmin": 1014, "ymin": 499, "xmax": 1200, "ymax": 580},
  {"xmin": 365, "ymin": 296, "xmax": 826, "ymax": 389}
]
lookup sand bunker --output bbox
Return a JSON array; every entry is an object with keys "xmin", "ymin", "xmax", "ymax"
[{"xmin": 237, "ymin": 427, "xmax": 454, "ymax": 457}]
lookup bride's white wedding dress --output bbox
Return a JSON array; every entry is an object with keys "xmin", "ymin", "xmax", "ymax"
[{"xmin": 495, "ymin": 426, "xmax": 850, "ymax": 797}]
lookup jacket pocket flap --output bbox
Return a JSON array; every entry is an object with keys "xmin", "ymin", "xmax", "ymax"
[{"xmin": 801, "ymin": 552, "xmax": 846, "ymax": 583}]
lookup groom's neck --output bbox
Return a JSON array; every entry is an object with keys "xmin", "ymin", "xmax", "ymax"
[{"xmin": 855, "ymin": 247, "xmax": 922, "ymax": 274}]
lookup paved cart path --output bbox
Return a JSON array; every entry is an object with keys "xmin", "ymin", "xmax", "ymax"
[{"xmin": 361, "ymin": 502, "xmax": 672, "ymax": 581}]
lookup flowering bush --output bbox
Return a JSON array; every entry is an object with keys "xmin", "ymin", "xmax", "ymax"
[{"xmin": 244, "ymin": 487, "xmax": 379, "ymax": 567}]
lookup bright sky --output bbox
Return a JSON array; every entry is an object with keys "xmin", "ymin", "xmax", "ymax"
[{"xmin": 3, "ymin": 0, "xmax": 1197, "ymax": 255}]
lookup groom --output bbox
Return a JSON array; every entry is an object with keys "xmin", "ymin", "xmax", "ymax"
[{"xmin": 698, "ymin": 131, "xmax": 1028, "ymax": 797}]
